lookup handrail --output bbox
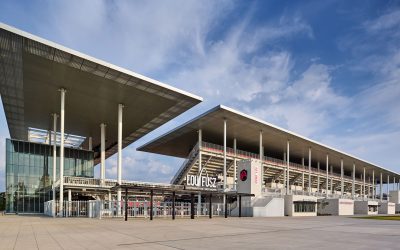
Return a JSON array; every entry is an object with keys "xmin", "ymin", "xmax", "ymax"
[
  {"xmin": 171, "ymin": 142, "xmax": 199, "ymax": 184},
  {"xmin": 201, "ymin": 141, "xmax": 365, "ymax": 184}
]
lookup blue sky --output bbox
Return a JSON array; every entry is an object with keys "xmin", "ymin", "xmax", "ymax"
[{"xmin": 1, "ymin": 0, "xmax": 400, "ymax": 191}]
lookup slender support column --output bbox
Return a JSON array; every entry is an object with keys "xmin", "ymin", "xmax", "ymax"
[
  {"xmin": 387, "ymin": 175, "xmax": 390, "ymax": 200},
  {"xmin": 301, "ymin": 158, "xmax": 305, "ymax": 191},
  {"xmin": 100, "ymin": 123, "xmax": 106, "ymax": 185},
  {"xmin": 190, "ymin": 193, "xmax": 194, "ymax": 219},
  {"xmin": 368, "ymin": 176, "xmax": 371, "ymax": 198},
  {"xmin": 326, "ymin": 155, "xmax": 329, "ymax": 197},
  {"xmin": 360, "ymin": 174, "xmax": 363, "ymax": 195},
  {"xmin": 340, "ymin": 159, "xmax": 344, "ymax": 196},
  {"xmin": 394, "ymin": 177, "xmax": 396, "ymax": 191},
  {"xmin": 330, "ymin": 166, "xmax": 333, "ymax": 193},
  {"xmin": 372, "ymin": 170, "xmax": 375, "ymax": 199},
  {"xmin": 124, "ymin": 188, "xmax": 128, "ymax": 221},
  {"xmin": 52, "ymin": 113, "xmax": 57, "ymax": 217},
  {"xmin": 68, "ymin": 189, "xmax": 71, "ymax": 217},
  {"xmin": 223, "ymin": 119, "xmax": 227, "ymax": 191},
  {"xmin": 308, "ymin": 148, "xmax": 311, "ymax": 192},
  {"xmin": 259, "ymin": 131, "xmax": 263, "ymax": 188},
  {"xmin": 233, "ymin": 138, "xmax": 237, "ymax": 190},
  {"xmin": 238, "ymin": 195, "xmax": 242, "ymax": 218},
  {"xmin": 283, "ymin": 153, "xmax": 287, "ymax": 190},
  {"xmin": 197, "ymin": 129, "xmax": 202, "ymax": 215},
  {"xmin": 172, "ymin": 191, "xmax": 176, "ymax": 220},
  {"xmin": 317, "ymin": 162, "xmax": 320, "ymax": 193},
  {"xmin": 88, "ymin": 137, "xmax": 92, "ymax": 151},
  {"xmin": 150, "ymin": 190, "xmax": 154, "ymax": 220},
  {"xmin": 380, "ymin": 172, "xmax": 383, "ymax": 202},
  {"xmin": 117, "ymin": 104, "xmax": 124, "ymax": 215},
  {"xmin": 209, "ymin": 193, "xmax": 212, "ymax": 219},
  {"xmin": 363, "ymin": 167, "xmax": 366, "ymax": 197},
  {"xmin": 286, "ymin": 140, "xmax": 290, "ymax": 194},
  {"xmin": 352, "ymin": 164, "xmax": 355, "ymax": 198},
  {"xmin": 59, "ymin": 88, "xmax": 66, "ymax": 216},
  {"xmin": 223, "ymin": 119, "xmax": 227, "ymax": 207}
]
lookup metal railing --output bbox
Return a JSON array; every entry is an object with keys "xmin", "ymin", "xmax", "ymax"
[
  {"xmin": 171, "ymin": 142, "xmax": 199, "ymax": 184},
  {"xmin": 201, "ymin": 141, "xmax": 365, "ymax": 184},
  {"xmin": 44, "ymin": 200, "xmax": 230, "ymax": 218}
]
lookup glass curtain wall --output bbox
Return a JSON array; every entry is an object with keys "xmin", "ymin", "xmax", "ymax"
[{"xmin": 5, "ymin": 139, "xmax": 94, "ymax": 213}]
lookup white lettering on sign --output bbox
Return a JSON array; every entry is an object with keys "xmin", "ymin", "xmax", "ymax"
[
  {"xmin": 186, "ymin": 175, "xmax": 217, "ymax": 188},
  {"xmin": 254, "ymin": 166, "xmax": 259, "ymax": 185}
]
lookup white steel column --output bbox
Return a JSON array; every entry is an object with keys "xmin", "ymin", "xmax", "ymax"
[
  {"xmin": 301, "ymin": 158, "xmax": 305, "ymax": 191},
  {"xmin": 308, "ymin": 148, "xmax": 311, "ymax": 192},
  {"xmin": 223, "ymin": 119, "xmax": 227, "ymax": 191},
  {"xmin": 117, "ymin": 104, "xmax": 124, "ymax": 215},
  {"xmin": 59, "ymin": 88, "xmax": 66, "ymax": 216},
  {"xmin": 340, "ymin": 159, "xmax": 344, "ymax": 196},
  {"xmin": 52, "ymin": 113, "xmax": 57, "ymax": 217},
  {"xmin": 326, "ymin": 155, "xmax": 329, "ymax": 197},
  {"xmin": 286, "ymin": 140, "xmax": 290, "ymax": 194},
  {"xmin": 380, "ymin": 172, "xmax": 383, "ymax": 202},
  {"xmin": 223, "ymin": 119, "xmax": 227, "ymax": 207},
  {"xmin": 233, "ymin": 138, "xmax": 237, "ymax": 190},
  {"xmin": 387, "ymin": 175, "xmax": 390, "ymax": 200},
  {"xmin": 394, "ymin": 177, "xmax": 396, "ymax": 191},
  {"xmin": 372, "ymin": 170, "xmax": 375, "ymax": 199},
  {"xmin": 88, "ymin": 137, "xmax": 92, "ymax": 151},
  {"xmin": 197, "ymin": 129, "xmax": 202, "ymax": 215},
  {"xmin": 317, "ymin": 162, "xmax": 320, "ymax": 193},
  {"xmin": 330, "ymin": 166, "xmax": 333, "ymax": 193},
  {"xmin": 363, "ymin": 167, "xmax": 366, "ymax": 197},
  {"xmin": 68, "ymin": 189, "xmax": 72, "ymax": 217},
  {"xmin": 283, "ymin": 153, "xmax": 286, "ymax": 189},
  {"xmin": 368, "ymin": 176, "xmax": 371, "ymax": 198},
  {"xmin": 259, "ymin": 131, "xmax": 263, "ymax": 188},
  {"xmin": 100, "ymin": 123, "xmax": 106, "ymax": 185},
  {"xmin": 352, "ymin": 164, "xmax": 355, "ymax": 198}
]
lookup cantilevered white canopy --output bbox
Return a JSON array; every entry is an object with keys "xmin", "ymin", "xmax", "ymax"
[
  {"xmin": 138, "ymin": 105, "xmax": 400, "ymax": 183},
  {"xmin": 0, "ymin": 23, "xmax": 202, "ymax": 164}
]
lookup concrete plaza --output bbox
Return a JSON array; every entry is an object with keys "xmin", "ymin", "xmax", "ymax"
[{"xmin": 0, "ymin": 215, "xmax": 399, "ymax": 250}]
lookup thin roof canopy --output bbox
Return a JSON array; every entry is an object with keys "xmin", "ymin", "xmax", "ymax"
[
  {"xmin": 0, "ymin": 23, "xmax": 202, "ymax": 164},
  {"xmin": 138, "ymin": 105, "xmax": 400, "ymax": 182}
]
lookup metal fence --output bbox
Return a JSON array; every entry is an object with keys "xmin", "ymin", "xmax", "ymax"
[{"xmin": 44, "ymin": 200, "xmax": 230, "ymax": 219}]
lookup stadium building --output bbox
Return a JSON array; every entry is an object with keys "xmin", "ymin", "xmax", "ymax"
[{"xmin": 1, "ymin": 23, "xmax": 400, "ymax": 218}]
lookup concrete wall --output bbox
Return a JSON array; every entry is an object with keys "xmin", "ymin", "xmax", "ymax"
[
  {"xmin": 284, "ymin": 195, "xmax": 317, "ymax": 217},
  {"xmin": 354, "ymin": 200, "xmax": 379, "ymax": 215},
  {"xmin": 389, "ymin": 191, "xmax": 400, "ymax": 204},
  {"xmin": 253, "ymin": 198, "xmax": 284, "ymax": 217},
  {"xmin": 318, "ymin": 199, "xmax": 354, "ymax": 216},
  {"xmin": 231, "ymin": 197, "xmax": 284, "ymax": 217},
  {"xmin": 378, "ymin": 202, "xmax": 396, "ymax": 215}
]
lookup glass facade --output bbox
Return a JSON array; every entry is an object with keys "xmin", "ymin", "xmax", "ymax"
[{"xmin": 5, "ymin": 139, "xmax": 94, "ymax": 213}]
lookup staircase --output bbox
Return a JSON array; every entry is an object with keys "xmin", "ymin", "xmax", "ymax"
[{"xmin": 171, "ymin": 143, "xmax": 199, "ymax": 184}]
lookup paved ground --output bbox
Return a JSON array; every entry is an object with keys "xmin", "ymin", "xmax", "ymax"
[{"xmin": 0, "ymin": 215, "xmax": 399, "ymax": 250}]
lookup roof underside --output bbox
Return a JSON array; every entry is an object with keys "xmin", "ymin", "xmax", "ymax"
[
  {"xmin": 138, "ymin": 105, "xmax": 400, "ymax": 182},
  {"xmin": 0, "ymin": 23, "xmax": 202, "ymax": 164}
]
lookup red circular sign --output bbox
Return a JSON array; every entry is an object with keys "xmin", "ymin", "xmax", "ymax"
[{"xmin": 240, "ymin": 169, "xmax": 248, "ymax": 181}]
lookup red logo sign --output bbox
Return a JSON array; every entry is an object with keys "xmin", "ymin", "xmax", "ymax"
[{"xmin": 240, "ymin": 169, "xmax": 248, "ymax": 181}]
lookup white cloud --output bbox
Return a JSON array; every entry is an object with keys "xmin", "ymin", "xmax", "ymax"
[
  {"xmin": 243, "ymin": 63, "xmax": 349, "ymax": 137},
  {"xmin": 364, "ymin": 9, "xmax": 400, "ymax": 32}
]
